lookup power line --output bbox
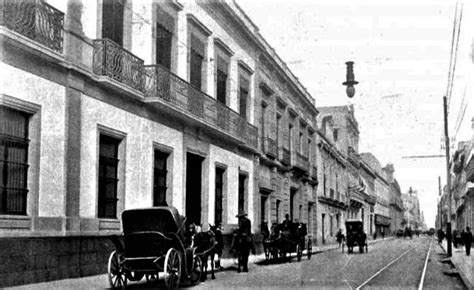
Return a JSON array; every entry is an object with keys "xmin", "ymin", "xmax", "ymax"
[
  {"xmin": 448, "ymin": 3, "xmax": 464, "ymax": 108},
  {"xmin": 446, "ymin": 1, "xmax": 458, "ymax": 113}
]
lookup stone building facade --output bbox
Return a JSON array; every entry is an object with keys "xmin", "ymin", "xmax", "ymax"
[
  {"xmin": 0, "ymin": 0, "xmax": 319, "ymax": 286},
  {"xmin": 384, "ymin": 164, "xmax": 405, "ymax": 233}
]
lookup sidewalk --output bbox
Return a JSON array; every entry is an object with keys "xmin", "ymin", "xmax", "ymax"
[
  {"xmin": 440, "ymin": 240, "xmax": 473, "ymax": 289},
  {"xmin": 219, "ymin": 236, "xmax": 395, "ymax": 268}
]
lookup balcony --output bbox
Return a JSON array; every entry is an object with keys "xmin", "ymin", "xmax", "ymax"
[
  {"xmin": 294, "ymin": 151, "xmax": 309, "ymax": 172},
  {"xmin": 93, "ymin": 39, "xmax": 146, "ymax": 93},
  {"xmin": 144, "ymin": 64, "xmax": 258, "ymax": 149},
  {"xmin": 262, "ymin": 137, "xmax": 277, "ymax": 158},
  {"xmin": 1, "ymin": 0, "xmax": 64, "ymax": 53},
  {"xmin": 279, "ymin": 147, "xmax": 291, "ymax": 166}
]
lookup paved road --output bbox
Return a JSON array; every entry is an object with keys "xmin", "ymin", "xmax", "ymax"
[{"xmin": 10, "ymin": 236, "xmax": 466, "ymax": 289}]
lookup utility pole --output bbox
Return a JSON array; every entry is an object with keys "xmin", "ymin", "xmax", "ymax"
[{"xmin": 443, "ymin": 96, "xmax": 452, "ymax": 257}]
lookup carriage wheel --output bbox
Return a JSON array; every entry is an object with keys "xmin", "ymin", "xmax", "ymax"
[
  {"xmin": 296, "ymin": 244, "xmax": 302, "ymax": 262},
  {"xmin": 307, "ymin": 240, "xmax": 312, "ymax": 260},
  {"xmin": 108, "ymin": 251, "xmax": 127, "ymax": 289},
  {"xmin": 164, "ymin": 248, "xmax": 181, "ymax": 290},
  {"xmin": 190, "ymin": 256, "xmax": 202, "ymax": 285}
]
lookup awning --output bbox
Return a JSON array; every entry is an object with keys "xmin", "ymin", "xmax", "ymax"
[{"xmin": 375, "ymin": 214, "xmax": 391, "ymax": 226}]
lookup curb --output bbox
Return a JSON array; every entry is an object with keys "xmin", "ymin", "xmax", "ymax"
[
  {"xmin": 220, "ymin": 237, "xmax": 396, "ymax": 267},
  {"xmin": 439, "ymin": 243, "xmax": 473, "ymax": 290}
]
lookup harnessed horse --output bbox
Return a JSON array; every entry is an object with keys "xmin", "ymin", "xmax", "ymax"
[
  {"xmin": 230, "ymin": 230, "xmax": 254, "ymax": 272},
  {"xmin": 193, "ymin": 225, "xmax": 218, "ymax": 281}
]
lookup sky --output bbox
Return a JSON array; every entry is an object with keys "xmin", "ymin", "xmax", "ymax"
[{"xmin": 236, "ymin": 0, "xmax": 474, "ymax": 228}]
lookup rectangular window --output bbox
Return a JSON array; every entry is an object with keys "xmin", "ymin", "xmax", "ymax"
[
  {"xmin": 308, "ymin": 138, "xmax": 312, "ymax": 161},
  {"xmin": 276, "ymin": 199, "xmax": 281, "ymax": 224},
  {"xmin": 102, "ymin": 0, "xmax": 124, "ymax": 45},
  {"xmin": 330, "ymin": 215, "xmax": 334, "ymax": 236},
  {"xmin": 98, "ymin": 134, "xmax": 120, "ymax": 218},
  {"xmin": 0, "ymin": 107, "xmax": 29, "ymax": 215},
  {"xmin": 215, "ymin": 167, "xmax": 225, "ymax": 226},
  {"xmin": 156, "ymin": 24, "xmax": 172, "ymax": 70},
  {"xmin": 308, "ymin": 204, "xmax": 313, "ymax": 234},
  {"xmin": 153, "ymin": 150, "xmax": 169, "ymax": 206},
  {"xmin": 261, "ymin": 103, "xmax": 266, "ymax": 149},
  {"xmin": 216, "ymin": 56, "xmax": 228, "ymax": 105},
  {"xmin": 333, "ymin": 128, "xmax": 339, "ymax": 142},
  {"xmin": 276, "ymin": 114, "xmax": 281, "ymax": 148},
  {"xmin": 260, "ymin": 194, "xmax": 267, "ymax": 227},
  {"xmin": 189, "ymin": 35, "xmax": 205, "ymax": 89},
  {"xmin": 155, "ymin": 9, "xmax": 174, "ymax": 70},
  {"xmin": 299, "ymin": 132, "xmax": 304, "ymax": 154},
  {"xmin": 238, "ymin": 174, "xmax": 246, "ymax": 213},
  {"xmin": 288, "ymin": 124, "xmax": 293, "ymax": 151},
  {"xmin": 239, "ymin": 76, "xmax": 249, "ymax": 119}
]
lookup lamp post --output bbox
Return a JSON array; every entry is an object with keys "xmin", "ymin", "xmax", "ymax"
[{"xmin": 343, "ymin": 61, "xmax": 359, "ymax": 98}]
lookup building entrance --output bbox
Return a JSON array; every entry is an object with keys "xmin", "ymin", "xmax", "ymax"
[{"xmin": 186, "ymin": 152, "xmax": 204, "ymax": 225}]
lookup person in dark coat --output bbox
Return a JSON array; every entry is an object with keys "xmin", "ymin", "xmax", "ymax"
[
  {"xmin": 234, "ymin": 211, "xmax": 253, "ymax": 273},
  {"xmin": 461, "ymin": 227, "xmax": 472, "ymax": 256},
  {"xmin": 336, "ymin": 229, "xmax": 344, "ymax": 248}
]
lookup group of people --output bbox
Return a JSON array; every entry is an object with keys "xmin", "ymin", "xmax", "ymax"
[
  {"xmin": 437, "ymin": 226, "xmax": 472, "ymax": 256},
  {"xmin": 183, "ymin": 211, "xmax": 255, "ymax": 274}
]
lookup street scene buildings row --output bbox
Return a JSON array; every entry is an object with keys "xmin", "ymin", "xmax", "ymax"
[
  {"xmin": 437, "ymin": 134, "xmax": 474, "ymax": 233},
  {"xmin": 0, "ymin": 0, "xmax": 420, "ymax": 286}
]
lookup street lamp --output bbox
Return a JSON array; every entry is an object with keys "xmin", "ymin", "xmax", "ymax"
[{"xmin": 343, "ymin": 61, "xmax": 359, "ymax": 98}]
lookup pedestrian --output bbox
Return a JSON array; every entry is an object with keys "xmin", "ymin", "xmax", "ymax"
[
  {"xmin": 460, "ymin": 227, "xmax": 472, "ymax": 256},
  {"xmin": 381, "ymin": 229, "xmax": 385, "ymax": 239},
  {"xmin": 453, "ymin": 230, "xmax": 459, "ymax": 248},
  {"xmin": 233, "ymin": 211, "xmax": 253, "ymax": 273},
  {"xmin": 437, "ymin": 228, "xmax": 445, "ymax": 244},
  {"xmin": 336, "ymin": 229, "xmax": 344, "ymax": 247}
]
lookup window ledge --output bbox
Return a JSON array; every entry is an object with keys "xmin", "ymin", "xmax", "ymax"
[
  {"xmin": 99, "ymin": 218, "xmax": 120, "ymax": 231},
  {"xmin": 0, "ymin": 215, "xmax": 31, "ymax": 229}
]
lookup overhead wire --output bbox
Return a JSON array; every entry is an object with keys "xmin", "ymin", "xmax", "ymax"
[
  {"xmin": 447, "ymin": 3, "xmax": 464, "ymax": 115},
  {"xmin": 446, "ymin": 1, "xmax": 458, "ymax": 114}
]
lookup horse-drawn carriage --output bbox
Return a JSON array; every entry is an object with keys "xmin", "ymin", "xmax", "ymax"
[
  {"xmin": 107, "ymin": 207, "xmax": 204, "ymax": 289},
  {"xmin": 263, "ymin": 221, "xmax": 312, "ymax": 262},
  {"xmin": 342, "ymin": 219, "xmax": 368, "ymax": 254}
]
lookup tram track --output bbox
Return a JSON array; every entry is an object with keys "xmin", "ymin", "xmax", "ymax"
[{"xmin": 355, "ymin": 238, "xmax": 433, "ymax": 290}]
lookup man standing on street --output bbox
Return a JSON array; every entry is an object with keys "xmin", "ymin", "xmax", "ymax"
[
  {"xmin": 461, "ymin": 227, "xmax": 472, "ymax": 256},
  {"xmin": 235, "ymin": 211, "xmax": 253, "ymax": 273}
]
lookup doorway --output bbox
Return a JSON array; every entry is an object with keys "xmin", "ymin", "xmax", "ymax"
[{"xmin": 186, "ymin": 153, "xmax": 204, "ymax": 225}]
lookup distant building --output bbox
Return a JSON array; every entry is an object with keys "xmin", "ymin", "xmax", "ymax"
[
  {"xmin": 402, "ymin": 188, "xmax": 422, "ymax": 230},
  {"xmin": 384, "ymin": 164, "xmax": 405, "ymax": 233}
]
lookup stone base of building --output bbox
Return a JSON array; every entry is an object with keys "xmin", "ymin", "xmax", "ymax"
[
  {"xmin": 0, "ymin": 233, "xmax": 267, "ymax": 287},
  {"xmin": 0, "ymin": 235, "xmax": 115, "ymax": 287}
]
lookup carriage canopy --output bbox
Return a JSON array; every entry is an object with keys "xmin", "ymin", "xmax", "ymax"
[{"xmin": 121, "ymin": 206, "xmax": 185, "ymax": 235}]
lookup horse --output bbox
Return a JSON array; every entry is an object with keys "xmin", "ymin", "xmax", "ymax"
[
  {"xmin": 209, "ymin": 224, "xmax": 223, "ymax": 270},
  {"xmin": 193, "ymin": 226, "xmax": 218, "ymax": 281},
  {"xmin": 230, "ymin": 230, "xmax": 254, "ymax": 272}
]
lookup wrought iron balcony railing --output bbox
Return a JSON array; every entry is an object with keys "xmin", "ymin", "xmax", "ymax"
[
  {"xmin": 279, "ymin": 147, "xmax": 291, "ymax": 166},
  {"xmin": 262, "ymin": 137, "xmax": 277, "ymax": 158},
  {"xmin": 294, "ymin": 151, "xmax": 309, "ymax": 172},
  {"xmin": 93, "ymin": 39, "xmax": 146, "ymax": 93},
  {"xmin": 144, "ymin": 64, "xmax": 258, "ymax": 149},
  {"xmin": 1, "ymin": 0, "xmax": 64, "ymax": 53}
]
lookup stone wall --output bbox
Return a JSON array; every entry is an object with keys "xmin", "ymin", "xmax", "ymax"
[{"xmin": 0, "ymin": 236, "xmax": 115, "ymax": 287}]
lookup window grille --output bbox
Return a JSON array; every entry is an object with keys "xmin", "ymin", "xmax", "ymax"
[{"xmin": 0, "ymin": 106, "xmax": 29, "ymax": 215}]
